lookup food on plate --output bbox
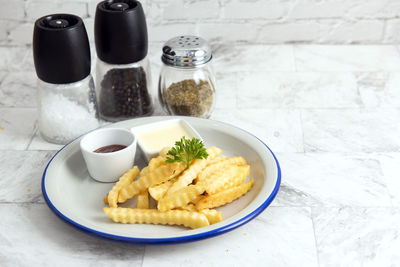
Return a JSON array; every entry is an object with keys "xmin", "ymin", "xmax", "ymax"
[
  {"xmin": 136, "ymin": 189, "xmax": 149, "ymax": 209},
  {"xmin": 165, "ymin": 139, "xmax": 222, "ymax": 195},
  {"xmin": 157, "ymin": 184, "xmax": 205, "ymax": 212},
  {"xmin": 159, "ymin": 146, "xmax": 171, "ymax": 158},
  {"xmin": 132, "ymin": 120, "xmax": 203, "ymax": 162},
  {"xmin": 195, "ymin": 180, "xmax": 254, "ymax": 210},
  {"xmin": 148, "ymin": 177, "xmax": 177, "ymax": 201},
  {"xmin": 94, "ymin": 144, "xmax": 127, "ymax": 153},
  {"xmin": 103, "ymin": 137, "xmax": 254, "ymax": 229},
  {"xmin": 139, "ymin": 166, "xmax": 148, "ymax": 177},
  {"xmin": 198, "ymin": 209, "xmax": 223, "ymax": 225},
  {"xmin": 197, "ymin": 156, "xmax": 247, "ymax": 182},
  {"xmin": 107, "ymin": 166, "xmax": 139, "ymax": 208},
  {"xmin": 148, "ymin": 155, "xmax": 165, "ymax": 171},
  {"xmin": 179, "ymin": 203, "xmax": 196, "ymax": 211},
  {"xmin": 117, "ymin": 161, "xmax": 180, "ymax": 203},
  {"xmin": 104, "ymin": 208, "xmax": 210, "ymax": 229},
  {"xmin": 165, "ymin": 136, "xmax": 210, "ymax": 168},
  {"xmin": 136, "ymin": 123, "xmax": 193, "ymax": 152},
  {"xmin": 165, "ymin": 148, "xmax": 220, "ymax": 195},
  {"xmin": 206, "ymin": 155, "xmax": 227, "ymax": 166},
  {"xmin": 204, "ymin": 165, "xmax": 250, "ymax": 195}
]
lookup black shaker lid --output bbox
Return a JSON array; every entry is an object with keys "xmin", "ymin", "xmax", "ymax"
[
  {"xmin": 33, "ymin": 14, "xmax": 91, "ymax": 84},
  {"xmin": 95, "ymin": 0, "xmax": 148, "ymax": 64}
]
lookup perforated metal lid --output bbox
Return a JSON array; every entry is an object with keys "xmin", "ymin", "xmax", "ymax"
[{"xmin": 161, "ymin": 35, "xmax": 212, "ymax": 68}]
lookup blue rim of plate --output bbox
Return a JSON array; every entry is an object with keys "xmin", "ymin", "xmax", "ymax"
[{"xmin": 41, "ymin": 117, "xmax": 281, "ymax": 245}]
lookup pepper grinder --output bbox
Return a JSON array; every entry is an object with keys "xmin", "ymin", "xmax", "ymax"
[
  {"xmin": 95, "ymin": 0, "xmax": 153, "ymax": 121},
  {"xmin": 33, "ymin": 14, "xmax": 99, "ymax": 144}
]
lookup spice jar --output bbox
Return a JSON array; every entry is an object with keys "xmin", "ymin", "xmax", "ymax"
[
  {"xmin": 159, "ymin": 36, "xmax": 216, "ymax": 118},
  {"xmin": 33, "ymin": 14, "xmax": 99, "ymax": 144},
  {"xmin": 94, "ymin": 0, "xmax": 153, "ymax": 121}
]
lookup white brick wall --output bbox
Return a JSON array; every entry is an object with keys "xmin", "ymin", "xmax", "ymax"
[
  {"xmin": 25, "ymin": 1, "xmax": 88, "ymax": 21},
  {"xmin": 1, "ymin": 0, "xmax": 400, "ymax": 45},
  {"xmin": 222, "ymin": 0, "xmax": 290, "ymax": 20}
]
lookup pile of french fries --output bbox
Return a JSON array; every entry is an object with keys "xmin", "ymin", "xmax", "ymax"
[{"xmin": 103, "ymin": 146, "xmax": 254, "ymax": 229}]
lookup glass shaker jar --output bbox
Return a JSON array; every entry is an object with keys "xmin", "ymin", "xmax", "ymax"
[
  {"xmin": 33, "ymin": 14, "xmax": 99, "ymax": 144},
  {"xmin": 159, "ymin": 36, "xmax": 216, "ymax": 118},
  {"xmin": 95, "ymin": 0, "xmax": 153, "ymax": 122}
]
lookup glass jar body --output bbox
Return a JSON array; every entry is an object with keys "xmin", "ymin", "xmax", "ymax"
[
  {"xmin": 158, "ymin": 63, "xmax": 216, "ymax": 118},
  {"xmin": 96, "ymin": 57, "xmax": 153, "ymax": 122},
  {"xmin": 37, "ymin": 74, "xmax": 99, "ymax": 144}
]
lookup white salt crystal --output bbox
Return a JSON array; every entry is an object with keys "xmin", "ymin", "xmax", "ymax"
[{"xmin": 39, "ymin": 92, "xmax": 99, "ymax": 144}]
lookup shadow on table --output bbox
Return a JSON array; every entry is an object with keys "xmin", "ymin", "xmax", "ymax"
[{"xmin": 30, "ymin": 205, "xmax": 145, "ymax": 260}]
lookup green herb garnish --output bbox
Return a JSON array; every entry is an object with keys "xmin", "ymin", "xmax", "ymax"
[{"xmin": 165, "ymin": 137, "xmax": 208, "ymax": 168}]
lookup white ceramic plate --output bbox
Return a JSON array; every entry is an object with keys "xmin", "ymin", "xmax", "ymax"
[{"xmin": 42, "ymin": 116, "xmax": 281, "ymax": 244}]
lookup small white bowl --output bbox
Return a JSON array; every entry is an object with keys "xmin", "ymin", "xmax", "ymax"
[
  {"xmin": 131, "ymin": 119, "xmax": 202, "ymax": 161},
  {"xmin": 80, "ymin": 128, "xmax": 137, "ymax": 183}
]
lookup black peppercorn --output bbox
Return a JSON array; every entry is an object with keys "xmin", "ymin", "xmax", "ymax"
[{"xmin": 98, "ymin": 67, "xmax": 153, "ymax": 121}]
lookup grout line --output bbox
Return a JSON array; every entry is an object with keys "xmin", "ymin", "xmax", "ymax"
[
  {"xmin": 86, "ymin": 2, "xmax": 90, "ymax": 18},
  {"xmin": 381, "ymin": 19, "xmax": 388, "ymax": 43},
  {"xmin": 395, "ymin": 45, "xmax": 400, "ymax": 56},
  {"xmin": 215, "ymin": 70, "xmax": 400, "ymax": 74},
  {"xmin": 26, "ymin": 121, "xmax": 38, "ymax": 150},
  {"xmin": 0, "ymin": 149, "xmax": 58, "ymax": 153},
  {"xmin": 1, "ymin": 149, "xmax": 396, "ymax": 155},
  {"xmin": 268, "ymin": 205, "xmax": 399, "ymax": 208},
  {"xmin": 141, "ymin": 246, "xmax": 146, "ymax": 267},
  {"xmin": 0, "ymin": 202, "xmax": 45, "ymax": 205},
  {"xmin": 0, "ymin": 202, "xmax": 395, "ymax": 208},
  {"xmin": 0, "ymin": 107, "xmax": 37, "ymax": 110},
  {"xmin": 299, "ymin": 109, "xmax": 306, "ymax": 154},
  {"xmin": 372, "ymin": 154, "xmax": 396, "ymax": 208},
  {"xmin": 230, "ymin": 107, "xmax": 400, "ymax": 111},
  {"xmin": 310, "ymin": 207, "xmax": 321, "ymax": 267},
  {"xmin": 292, "ymin": 45, "xmax": 298, "ymax": 71}
]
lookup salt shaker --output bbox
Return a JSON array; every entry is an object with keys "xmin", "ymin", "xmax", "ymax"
[
  {"xmin": 95, "ymin": 0, "xmax": 153, "ymax": 121},
  {"xmin": 159, "ymin": 36, "xmax": 216, "ymax": 118},
  {"xmin": 33, "ymin": 14, "xmax": 99, "ymax": 144}
]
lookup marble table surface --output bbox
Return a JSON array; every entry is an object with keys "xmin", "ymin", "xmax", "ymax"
[{"xmin": 1, "ymin": 44, "xmax": 400, "ymax": 267}]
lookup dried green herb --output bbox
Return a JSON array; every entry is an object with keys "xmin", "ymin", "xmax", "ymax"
[
  {"xmin": 165, "ymin": 79, "xmax": 213, "ymax": 117},
  {"xmin": 165, "ymin": 136, "xmax": 208, "ymax": 168}
]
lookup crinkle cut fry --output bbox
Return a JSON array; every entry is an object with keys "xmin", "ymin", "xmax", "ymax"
[
  {"xmin": 148, "ymin": 178, "xmax": 177, "ymax": 201},
  {"xmin": 169, "ymin": 162, "xmax": 187, "ymax": 179},
  {"xmin": 152, "ymin": 154, "xmax": 187, "ymax": 180},
  {"xmin": 176, "ymin": 196, "xmax": 201, "ymax": 211},
  {"xmin": 178, "ymin": 206, "xmax": 222, "ymax": 225},
  {"xmin": 107, "ymin": 166, "xmax": 139, "ymax": 208},
  {"xmin": 148, "ymin": 156, "xmax": 165, "ymax": 171},
  {"xmin": 166, "ymin": 146, "xmax": 222, "ymax": 196},
  {"xmin": 206, "ymin": 156, "xmax": 227, "ymax": 166},
  {"xmin": 196, "ymin": 180, "xmax": 254, "ymax": 210},
  {"xmin": 205, "ymin": 165, "xmax": 250, "ymax": 195},
  {"xmin": 118, "ymin": 162, "xmax": 179, "ymax": 203},
  {"xmin": 179, "ymin": 203, "xmax": 196, "ymax": 211},
  {"xmin": 103, "ymin": 208, "xmax": 209, "ymax": 229},
  {"xmin": 159, "ymin": 146, "xmax": 171, "ymax": 158},
  {"xmin": 214, "ymin": 165, "xmax": 250, "ymax": 193},
  {"xmin": 137, "ymin": 189, "xmax": 149, "ymax": 209},
  {"xmin": 197, "ymin": 156, "xmax": 247, "ymax": 182},
  {"xmin": 140, "ymin": 167, "xmax": 148, "ymax": 177},
  {"xmin": 157, "ymin": 184, "xmax": 205, "ymax": 212},
  {"xmin": 200, "ymin": 209, "xmax": 223, "ymax": 225}
]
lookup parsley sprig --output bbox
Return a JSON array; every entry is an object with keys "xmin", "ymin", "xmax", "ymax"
[{"xmin": 165, "ymin": 137, "xmax": 208, "ymax": 168}]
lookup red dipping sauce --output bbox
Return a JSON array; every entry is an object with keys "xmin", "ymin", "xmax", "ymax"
[{"xmin": 93, "ymin": 144, "xmax": 127, "ymax": 153}]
